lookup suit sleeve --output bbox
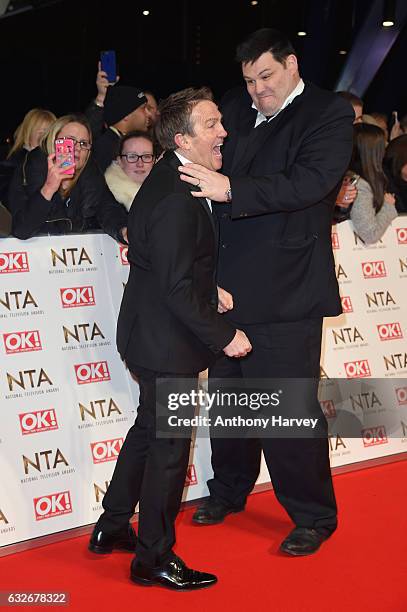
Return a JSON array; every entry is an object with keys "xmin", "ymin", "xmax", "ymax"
[
  {"xmin": 149, "ymin": 194, "xmax": 235, "ymax": 353},
  {"xmin": 230, "ymin": 97, "xmax": 354, "ymax": 218}
]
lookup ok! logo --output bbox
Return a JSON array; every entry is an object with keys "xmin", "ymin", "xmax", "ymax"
[
  {"xmin": 0, "ymin": 252, "xmax": 29, "ymax": 274},
  {"xmin": 3, "ymin": 330, "xmax": 42, "ymax": 354},
  {"xmin": 74, "ymin": 361, "xmax": 110, "ymax": 385},
  {"xmin": 60, "ymin": 286, "xmax": 95, "ymax": 308}
]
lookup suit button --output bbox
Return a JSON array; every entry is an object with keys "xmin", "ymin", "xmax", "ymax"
[
  {"xmin": 240, "ymin": 212, "xmax": 248, "ymax": 217},
  {"xmin": 221, "ymin": 213, "xmax": 230, "ymax": 219},
  {"xmin": 221, "ymin": 243, "xmax": 228, "ymax": 249}
]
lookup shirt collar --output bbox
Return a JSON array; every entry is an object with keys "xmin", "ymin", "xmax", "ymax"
[
  {"xmin": 174, "ymin": 151, "xmax": 212, "ymax": 211},
  {"xmin": 253, "ymin": 78, "xmax": 305, "ymax": 127}
]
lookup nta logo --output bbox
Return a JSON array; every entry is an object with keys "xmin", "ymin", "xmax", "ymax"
[
  {"xmin": 7, "ymin": 368, "xmax": 52, "ymax": 391},
  {"xmin": 0, "ymin": 290, "xmax": 38, "ymax": 311},
  {"xmin": 23, "ymin": 448, "xmax": 68, "ymax": 474},
  {"xmin": 365, "ymin": 291, "xmax": 396, "ymax": 308},
  {"xmin": 51, "ymin": 247, "xmax": 92, "ymax": 267}
]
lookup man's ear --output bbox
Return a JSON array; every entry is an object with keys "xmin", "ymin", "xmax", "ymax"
[
  {"xmin": 174, "ymin": 132, "xmax": 190, "ymax": 151},
  {"xmin": 285, "ymin": 54, "xmax": 298, "ymax": 74}
]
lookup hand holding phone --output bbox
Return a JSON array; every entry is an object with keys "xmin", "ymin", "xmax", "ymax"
[
  {"xmin": 390, "ymin": 111, "xmax": 401, "ymax": 140},
  {"xmin": 55, "ymin": 138, "xmax": 75, "ymax": 175},
  {"xmin": 41, "ymin": 152, "xmax": 74, "ymax": 201},
  {"xmin": 100, "ymin": 50, "xmax": 117, "ymax": 84}
]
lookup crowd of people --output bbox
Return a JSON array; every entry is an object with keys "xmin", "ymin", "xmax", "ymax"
[
  {"xmin": 0, "ymin": 65, "xmax": 161, "ymax": 240},
  {"xmin": 0, "ymin": 63, "xmax": 406, "ymax": 243},
  {"xmin": 335, "ymin": 90, "xmax": 407, "ymax": 242}
]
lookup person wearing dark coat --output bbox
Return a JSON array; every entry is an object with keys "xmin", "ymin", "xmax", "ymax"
[
  {"xmin": 92, "ymin": 87, "xmax": 149, "ymax": 173},
  {"xmin": 384, "ymin": 134, "xmax": 407, "ymax": 214},
  {"xmin": 8, "ymin": 114, "xmax": 127, "ymax": 241},
  {"xmin": 89, "ymin": 87, "xmax": 251, "ymax": 590},
  {"xmin": 178, "ymin": 28, "xmax": 354, "ymax": 557}
]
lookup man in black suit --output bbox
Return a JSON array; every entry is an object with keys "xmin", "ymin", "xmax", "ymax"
[
  {"xmin": 89, "ymin": 87, "xmax": 252, "ymax": 589},
  {"xmin": 178, "ymin": 29, "xmax": 354, "ymax": 556}
]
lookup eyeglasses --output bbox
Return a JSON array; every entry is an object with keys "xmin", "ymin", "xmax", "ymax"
[
  {"xmin": 120, "ymin": 153, "xmax": 155, "ymax": 163},
  {"xmin": 60, "ymin": 136, "xmax": 92, "ymax": 150}
]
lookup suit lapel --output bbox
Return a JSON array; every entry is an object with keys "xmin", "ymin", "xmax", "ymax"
[
  {"xmin": 231, "ymin": 87, "xmax": 308, "ymax": 173},
  {"xmin": 229, "ymin": 107, "xmax": 257, "ymax": 172},
  {"xmin": 164, "ymin": 151, "xmax": 217, "ymax": 237}
]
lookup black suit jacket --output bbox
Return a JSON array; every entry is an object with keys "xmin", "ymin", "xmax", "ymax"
[
  {"xmin": 214, "ymin": 82, "xmax": 354, "ymax": 324},
  {"xmin": 116, "ymin": 151, "xmax": 235, "ymax": 374}
]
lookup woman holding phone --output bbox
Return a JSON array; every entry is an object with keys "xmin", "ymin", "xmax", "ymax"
[
  {"xmin": 8, "ymin": 114, "xmax": 127, "ymax": 241},
  {"xmin": 348, "ymin": 123, "xmax": 397, "ymax": 244}
]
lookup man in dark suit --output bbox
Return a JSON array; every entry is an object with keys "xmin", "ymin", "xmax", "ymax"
[
  {"xmin": 178, "ymin": 29, "xmax": 354, "ymax": 556},
  {"xmin": 89, "ymin": 87, "xmax": 252, "ymax": 589}
]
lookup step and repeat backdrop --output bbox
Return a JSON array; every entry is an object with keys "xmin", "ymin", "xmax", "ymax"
[{"xmin": 1, "ymin": 218, "xmax": 406, "ymax": 552}]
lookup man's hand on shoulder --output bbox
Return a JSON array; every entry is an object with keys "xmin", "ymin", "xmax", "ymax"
[
  {"xmin": 178, "ymin": 163, "xmax": 230, "ymax": 202},
  {"xmin": 223, "ymin": 330, "xmax": 252, "ymax": 358}
]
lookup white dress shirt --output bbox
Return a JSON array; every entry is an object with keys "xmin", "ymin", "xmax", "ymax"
[{"xmin": 175, "ymin": 151, "xmax": 212, "ymax": 211}]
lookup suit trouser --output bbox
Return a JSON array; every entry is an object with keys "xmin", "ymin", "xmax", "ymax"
[
  {"xmin": 207, "ymin": 318, "xmax": 338, "ymax": 531},
  {"xmin": 97, "ymin": 365, "xmax": 196, "ymax": 567}
]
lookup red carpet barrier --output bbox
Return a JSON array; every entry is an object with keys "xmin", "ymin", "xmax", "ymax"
[{"xmin": 0, "ymin": 219, "xmax": 406, "ymax": 553}]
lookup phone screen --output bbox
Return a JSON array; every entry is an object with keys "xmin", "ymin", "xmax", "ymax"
[{"xmin": 100, "ymin": 50, "xmax": 116, "ymax": 83}]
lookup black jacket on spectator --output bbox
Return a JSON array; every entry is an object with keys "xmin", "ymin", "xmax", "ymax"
[
  {"xmin": 386, "ymin": 174, "xmax": 407, "ymax": 214},
  {"xmin": 85, "ymin": 101, "xmax": 105, "ymax": 140},
  {"xmin": 0, "ymin": 148, "xmax": 27, "ymax": 207},
  {"xmin": 92, "ymin": 128, "xmax": 120, "ymax": 173},
  {"xmin": 8, "ymin": 147, "xmax": 127, "ymax": 240}
]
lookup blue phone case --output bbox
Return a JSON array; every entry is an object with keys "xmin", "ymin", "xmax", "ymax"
[{"xmin": 101, "ymin": 50, "xmax": 116, "ymax": 83}]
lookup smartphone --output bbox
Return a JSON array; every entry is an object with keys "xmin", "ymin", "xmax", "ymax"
[
  {"xmin": 100, "ymin": 50, "xmax": 116, "ymax": 83},
  {"xmin": 349, "ymin": 175, "xmax": 360, "ymax": 186},
  {"xmin": 55, "ymin": 138, "xmax": 75, "ymax": 175},
  {"xmin": 389, "ymin": 110, "xmax": 398, "ymax": 130}
]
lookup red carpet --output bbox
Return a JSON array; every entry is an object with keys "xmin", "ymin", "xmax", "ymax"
[{"xmin": 1, "ymin": 460, "xmax": 406, "ymax": 611}]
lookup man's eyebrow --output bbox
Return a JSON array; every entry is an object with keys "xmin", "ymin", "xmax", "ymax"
[
  {"xmin": 243, "ymin": 68, "xmax": 271, "ymax": 79},
  {"xmin": 205, "ymin": 116, "xmax": 220, "ymax": 124}
]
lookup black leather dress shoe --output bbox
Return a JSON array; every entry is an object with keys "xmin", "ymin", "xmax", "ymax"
[
  {"xmin": 88, "ymin": 523, "xmax": 136, "ymax": 554},
  {"xmin": 280, "ymin": 527, "xmax": 333, "ymax": 556},
  {"xmin": 192, "ymin": 498, "xmax": 244, "ymax": 525},
  {"xmin": 130, "ymin": 555, "xmax": 217, "ymax": 590}
]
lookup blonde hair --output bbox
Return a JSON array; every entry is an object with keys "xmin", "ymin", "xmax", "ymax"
[
  {"xmin": 8, "ymin": 108, "xmax": 56, "ymax": 159},
  {"xmin": 41, "ymin": 114, "xmax": 92, "ymax": 196}
]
